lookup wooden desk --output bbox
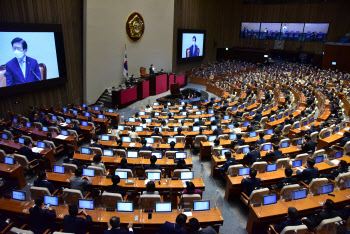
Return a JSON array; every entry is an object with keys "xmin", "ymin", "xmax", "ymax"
[
  {"xmin": 100, "ymin": 141, "xmax": 185, "ymax": 150},
  {"xmin": 46, "ymin": 173, "xmax": 205, "ymax": 192},
  {"xmin": 0, "ymin": 163, "xmax": 26, "ymax": 189},
  {"xmin": 317, "ymin": 127, "xmax": 350, "ymax": 150},
  {"xmin": 265, "ymin": 106, "xmax": 305, "ymax": 129},
  {"xmin": 246, "ymin": 189, "xmax": 350, "ymax": 234},
  {"xmin": 0, "ymin": 139, "xmax": 55, "ymax": 167},
  {"xmin": 224, "ymin": 156, "xmax": 350, "ymax": 201},
  {"xmin": 0, "ymin": 198, "xmax": 223, "ymax": 232}
]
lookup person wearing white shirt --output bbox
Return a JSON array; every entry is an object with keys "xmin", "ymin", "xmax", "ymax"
[{"xmin": 128, "ymin": 126, "xmax": 139, "ymax": 139}]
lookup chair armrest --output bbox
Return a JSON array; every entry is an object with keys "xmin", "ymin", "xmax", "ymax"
[
  {"xmin": 240, "ymin": 192, "xmax": 250, "ymax": 206},
  {"xmin": 1, "ymin": 222, "xmax": 14, "ymax": 233},
  {"xmin": 29, "ymin": 159, "xmax": 38, "ymax": 164},
  {"xmin": 56, "ymin": 144, "xmax": 64, "ymax": 150},
  {"xmin": 241, "ymin": 192, "xmax": 249, "ymax": 200},
  {"xmin": 20, "ymin": 224, "xmax": 28, "ymax": 229},
  {"xmin": 43, "ymin": 229, "xmax": 51, "ymax": 234},
  {"xmin": 83, "ymin": 192, "xmax": 91, "ymax": 199},
  {"xmin": 300, "ymin": 181, "xmax": 309, "ymax": 189},
  {"xmin": 123, "ymin": 194, "xmax": 128, "ymax": 202},
  {"xmin": 177, "ymin": 195, "xmax": 181, "ymax": 207},
  {"xmin": 268, "ymin": 224, "xmax": 278, "ymax": 234},
  {"xmin": 161, "ymin": 195, "xmax": 164, "ymax": 202},
  {"xmin": 105, "ymin": 169, "xmax": 110, "ymax": 176},
  {"xmin": 52, "ymin": 189, "xmax": 60, "ymax": 196}
]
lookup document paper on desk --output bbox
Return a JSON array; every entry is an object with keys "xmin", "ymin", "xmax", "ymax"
[
  {"xmin": 56, "ymin": 135, "xmax": 68, "ymax": 140},
  {"xmin": 331, "ymin": 159, "xmax": 340, "ymax": 165},
  {"xmin": 129, "ymin": 143, "xmax": 136, "ymax": 147},
  {"xmin": 60, "ymin": 123, "xmax": 68, "ymax": 127},
  {"xmin": 31, "ymin": 147, "xmax": 43, "ymax": 153}
]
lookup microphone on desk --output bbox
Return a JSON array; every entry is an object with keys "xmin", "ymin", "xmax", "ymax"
[{"xmin": 30, "ymin": 69, "xmax": 41, "ymax": 80}]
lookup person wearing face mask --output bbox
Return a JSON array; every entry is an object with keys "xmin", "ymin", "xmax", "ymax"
[
  {"xmin": 5, "ymin": 37, "xmax": 41, "ymax": 86},
  {"xmin": 188, "ymin": 36, "xmax": 199, "ymax": 57}
]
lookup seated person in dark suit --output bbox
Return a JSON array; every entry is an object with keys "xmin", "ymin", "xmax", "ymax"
[
  {"xmin": 302, "ymin": 199, "xmax": 339, "ymax": 229},
  {"xmin": 320, "ymin": 160, "xmax": 348, "ymax": 180},
  {"xmin": 63, "ymin": 150, "xmax": 80, "ymax": 167},
  {"xmin": 139, "ymin": 139, "xmax": 154, "ymax": 151},
  {"xmin": 218, "ymin": 152, "xmax": 236, "ymax": 174},
  {"xmin": 231, "ymin": 133, "xmax": 245, "ymax": 149},
  {"xmin": 277, "ymin": 119, "xmax": 290, "ymax": 132},
  {"xmin": 300, "ymin": 123, "xmax": 317, "ymax": 135},
  {"xmin": 265, "ymin": 144, "xmax": 283, "ymax": 161},
  {"xmin": 243, "ymin": 146, "xmax": 261, "ymax": 166},
  {"xmin": 175, "ymin": 159, "xmax": 188, "ymax": 170},
  {"xmin": 106, "ymin": 175, "xmax": 125, "ymax": 197},
  {"xmin": 188, "ymin": 218, "xmax": 217, "ymax": 234},
  {"xmin": 89, "ymin": 137, "xmax": 104, "ymax": 149},
  {"xmin": 270, "ymin": 129, "xmax": 282, "ymax": 145},
  {"xmin": 29, "ymin": 111, "xmax": 37, "ymax": 123},
  {"xmin": 288, "ymin": 114, "xmax": 296, "ymax": 125},
  {"xmin": 105, "ymin": 216, "xmax": 133, "ymax": 234},
  {"xmin": 151, "ymin": 127, "xmax": 162, "ymax": 137},
  {"xmin": 272, "ymin": 207, "xmax": 302, "ymax": 233},
  {"xmin": 275, "ymin": 168, "xmax": 299, "ymax": 190},
  {"xmin": 296, "ymin": 158, "xmax": 318, "ymax": 184},
  {"xmin": 246, "ymin": 122, "xmax": 258, "ymax": 132},
  {"xmin": 64, "ymin": 205, "xmax": 92, "ymax": 234},
  {"xmin": 220, "ymin": 101, "xmax": 230, "ymax": 112},
  {"xmin": 207, "ymin": 98, "xmax": 215, "ymax": 107},
  {"xmin": 19, "ymin": 138, "xmax": 40, "ymax": 165},
  {"xmin": 72, "ymin": 122, "xmax": 82, "ymax": 135},
  {"xmin": 255, "ymin": 132, "xmax": 266, "ymax": 146},
  {"xmin": 29, "ymin": 198, "xmax": 56, "ymax": 234},
  {"xmin": 213, "ymin": 123, "xmax": 223, "ymax": 136},
  {"xmin": 115, "ymin": 140, "xmax": 125, "ymax": 150},
  {"xmin": 174, "ymin": 127, "xmax": 185, "ymax": 137},
  {"xmin": 253, "ymin": 110, "xmax": 263, "ymax": 122},
  {"xmin": 34, "ymin": 170, "xmax": 56, "ymax": 194},
  {"xmin": 301, "ymin": 135, "xmax": 316, "ymax": 153},
  {"xmin": 145, "ymin": 155, "xmax": 161, "ymax": 170},
  {"xmin": 241, "ymin": 168, "xmax": 261, "ymax": 196},
  {"xmin": 37, "ymin": 113, "xmax": 50, "ymax": 126},
  {"xmin": 336, "ymin": 131, "xmax": 350, "ymax": 147},
  {"xmin": 159, "ymin": 213, "xmax": 187, "ymax": 234},
  {"xmin": 210, "ymin": 115, "xmax": 221, "ymax": 126},
  {"xmin": 69, "ymin": 168, "xmax": 92, "ymax": 194},
  {"xmin": 167, "ymin": 141, "xmax": 179, "ymax": 151},
  {"xmin": 193, "ymin": 117, "xmax": 205, "ymax": 126},
  {"xmin": 118, "ymin": 158, "xmax": 132, "ymax": 170}
]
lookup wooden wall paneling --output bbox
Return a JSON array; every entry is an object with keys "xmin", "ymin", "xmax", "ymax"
[{"xmin": 0, "ymin": 0, "xmax": 83, "ymax": 116}]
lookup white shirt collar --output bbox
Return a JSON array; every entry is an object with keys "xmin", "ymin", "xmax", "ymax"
[{"xmin": 17, "ymin": 56, "xmax": 26, "ymax": 64}]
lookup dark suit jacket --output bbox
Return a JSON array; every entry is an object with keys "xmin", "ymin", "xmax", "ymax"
[
  {"xmin": 211, "ymin": 119, "xmax": 221, "ymax": 125},
  {"xmin": 159, "ymin": 221, "xmax": 186, "ymax": 234},
  {"xmin": 37, "ymin": 117, "xmax": 50, "ymax": 126},
  {"xmin": 219, "ymin": 158, "xmax": 236, "ymax": 173},
  {"xmin": 323, "ymin": 167, "xmax": 349, "ymax": 180},
  {"xmin": 193, "ymin": 120, "xmax": 205, "ymax": 126},
  {"xmin": 254, "ymin": 113, "xmax": 263, "ymax": 122},
  {"xmin": 72, "ymin": 125, "xmax": 82, "ymax": 135},
  {"xmin": 241, "ymin": 177, "xmax": 261, "ymax": 196},
  {"xmin": 64, "ymin": 215, "xmax": 93, "ymax": 234},
  {"xmin": 255, "ymin": 138, "xmax": 266, "ymax": 145},
  {"xmin": 243, "ymin": 150, "xmax": 261, "ymax": 166},
  {"xmin": 188, "ymin": 44, "xmax": 199, "ymax": 57},
  {"xmin": 139, "ymin": 145, "xmax": 154, "ymax": 151},
  {"xmin": 302, "ymin": 141, "xmax": 316, "ymax": 153},
  {"xmin": 104, "ymin": 229, "xmax": 133, "ymax": 234},
  {"xmin": 33, "ymin": 179, "xmax": 55, "ymax": 194},
  {"xmin": 231, "ymin": 139, "xmax": 246, "ymax": 148},
  {"xmin": 106, "ymin": 184, "xmax": 125, "ymax": 197},
  {"xmin": 145, "ymin": 163, "xmax": 161, "ymax": 170},
  {"xmin": 266, "ymin": 150, "xmax": 283, "ymax": 161},
  {"xmin": 303, "ymin": 210, "xmax": 339, "ymax": 228},
  {"xmin": 213, "ymin": 128, "xmax": 223, "ymax": 136},
  {"xmin": 296, "ymin": 167, "xmax": 318, "ymax": 184},
  {"xmin": 277, "ymin": 177, "xmax": 299, "ymax": 189},
  {"xmin": 6, "ymin": 56, "xmax": 41, "ymax": 86},
  {"xmin": 89, "ymin": 142, "xmax": 104, "ymax": 149},
  {"xmin": 339, "ymin": 137, "xmax": 350, "ymax": 147},
  {"xmin": 29, "ymin": 207, "xmax": 56, "ymax": 234},
  {"xmin": 19, "ymin": 146, "xmax": 39, "ymax": 162},
  {"xmin": 273, "ymin": 219, "xmax": 302, "ymax": 233}
]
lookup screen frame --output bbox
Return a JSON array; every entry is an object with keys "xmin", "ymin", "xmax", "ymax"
[
  {"xmin": 0, "ymin": 23, "xmax": 67, "ymax": 97},
  {"xmin": 177, "ymin": 29, "xmax": 206, "ymax": 64}
]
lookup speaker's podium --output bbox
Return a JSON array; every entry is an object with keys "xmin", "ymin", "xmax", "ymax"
[{"xmin": 170, "ymin": 83, "xmax": 181, "ymax": 98}]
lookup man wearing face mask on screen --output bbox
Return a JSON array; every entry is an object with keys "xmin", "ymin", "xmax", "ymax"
[
  {"xmin": 5, "ymin": 37, "xmax": 41, "ymax": 87},
  {"xmin": 188, "ymin": 36, "xmax": 199, "ymax": 57}
]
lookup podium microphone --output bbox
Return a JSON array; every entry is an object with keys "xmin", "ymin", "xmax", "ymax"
[{"xmin": 30, "ymin": 69, "xmax": 40, "ymax": 80}]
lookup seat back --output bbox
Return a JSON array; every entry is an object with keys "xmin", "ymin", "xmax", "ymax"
[
  {"xmin": 279, "ymin": 138, "xmax": 290, "ymax": 148},
  {"xmin": 131, "ymin": 137, "xmax": 141, "ymax": 143},
  {"xmin": 21, "ymin": 135, "xmax": 34, "ymax": 145},
  {"xmin": 276, "ymin": 158, "xmax": 291, "ymax": 169},
  {"xmin": 30, "ymin": 186, "xmax": 51, "ymax": 200},
  {"xmin": 294, "ymin": 153, "xmax": 309, "ymax": 165},
  {"xmin": 316, "ymin": 216, "xmax": 342, "ymax": 233},
  {"xmin": 175, "ymin": 136, "xmax": 185, "ymax": 144},
  {"xmin": 0, "ymin": 149, "xmax": 8, "ymax": 161},
  {"xmin": 259, "ymin": 117, "xmax": 268, "ymax": 128},
  {"xmin": 44, "ymin": 140, "xmax": 57, "ymax": 154},
  {"xmin": 344, "ymin": 141, "xmax": 350, "ymax": 155},
  {"xmin": 292, "ymin": 121, "xmax": 300, "ymax": 129},
  {"xmin": 280, "ymin": 225, "xmax": 308, "ymax": 234},
  {"xmin": 2, "ymin": 130, "xmax": 14, "ymax": 140},
  {"xmin": 165, "ymin": 151, "xmax": 177, "ymax": 158},
  {"xmin": 249, "ymin": 188, "xmax": 269, "ymax": 205},
  {"xmin": 334, "ymin": 171, "xmax": 350, "ymax": 189},
  {"xmin": 63, "ymin": 163, "xmax": 78, "ymax": 174},
  {"xmin": 279, "ymin": 184, "xmax": 301, "ymax": 200},
  {"xmin": 33, "ymin": 122, "xmax": 43, "ymax": 131},
  {"xmin": 259, "ymin": 143, "xmax": 272, "ymax": 151},
  {"xmin": 194, "ymin": 135, "xmax": 207, "ymax": 148},
  {"xmin": 62, "ymin": 188, "xmax": 83, "ymax": 205},
  {"xmin": 251, "ymin": 162, "xmax": 267, "ymax": 173},
  {"xmin": 309, "ymin": 178, "xmax": 329, "ymax": 195},
  {"xmin": 87, "ymin": 166, "xmax": 105, "ymax": 176},
  {"xmin": 101, "ymin": 191, "xmax": 123, "ymax": 208},
  {"xmin": 13, "ymin": 154, "xmax": 30, "ymax": 170},
  {"xmin": 115, "ymin": 149, "xmax": 126, "ymax": 157},
  {"xmin": 9, "ymin": 227, "xmax": 34, "ymax": 234},
  {"xmin": 139, "ymin": 150, "xmax": 152, "ymax": 158},
  {"xmin": 236, "ymin": 145, "xmax": 249, "ymax": 154},
  {"xmin": 145, "ymin": 169, "xmax": 162, "ymax": 177},
  {"xmin": 173, "ymin": 169, "xmax": 190, "ymax": 178},
  {"xmin": 282, "ymin": 124, "xmax": 292, "ymax": 135},
  {"xmin": 227, "ymin": 164, "xmax": 244, "ymax": 176},
  {"xmin": 151, "ymin": 136, "xmax": 162, "ymax": 143},
  {"xmin": 139, "ymin": 194, "xmax": 161, "ymax": 210},
  {"xmin": 48, "ymin": 126, "xmax": 60, "ymax": 133},
  {"xmin": 218, "ymin": 134, "xmax": 229, "ymax": 140},
  {"xmin": 90, "ymin": 147, "xmax": 103, "ymax": 155},
  {"xmin": 310, "ymin": 131, "xmax": 318, "ymax": 142},
  {"xmin": 115, "ymin": 169, "xmax": 133, "ymax": 178},
  {"xmin": 67, "ymin": 130, "xmax": 79, "ymax": 141},
  {"xmin": 312, "ymin": 149, "xmax": 325, "ymax": 158},
  {"xmin": 181, "ymin": 194, "xmax": 201, "ymax": 209}
]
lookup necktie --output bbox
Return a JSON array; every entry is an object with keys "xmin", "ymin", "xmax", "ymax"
[{"xmin": 193, "ymin": 46, "xmax": 195, "ymax": 55}]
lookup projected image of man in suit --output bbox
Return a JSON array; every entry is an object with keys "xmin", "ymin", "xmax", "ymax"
[
  {"xmin": 5, "ymin": 37, "xmax": 41, "ymax": 86},
  {"xmin": 188, "ymin": 36, "xmax": 199, "ymax": 57}
]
